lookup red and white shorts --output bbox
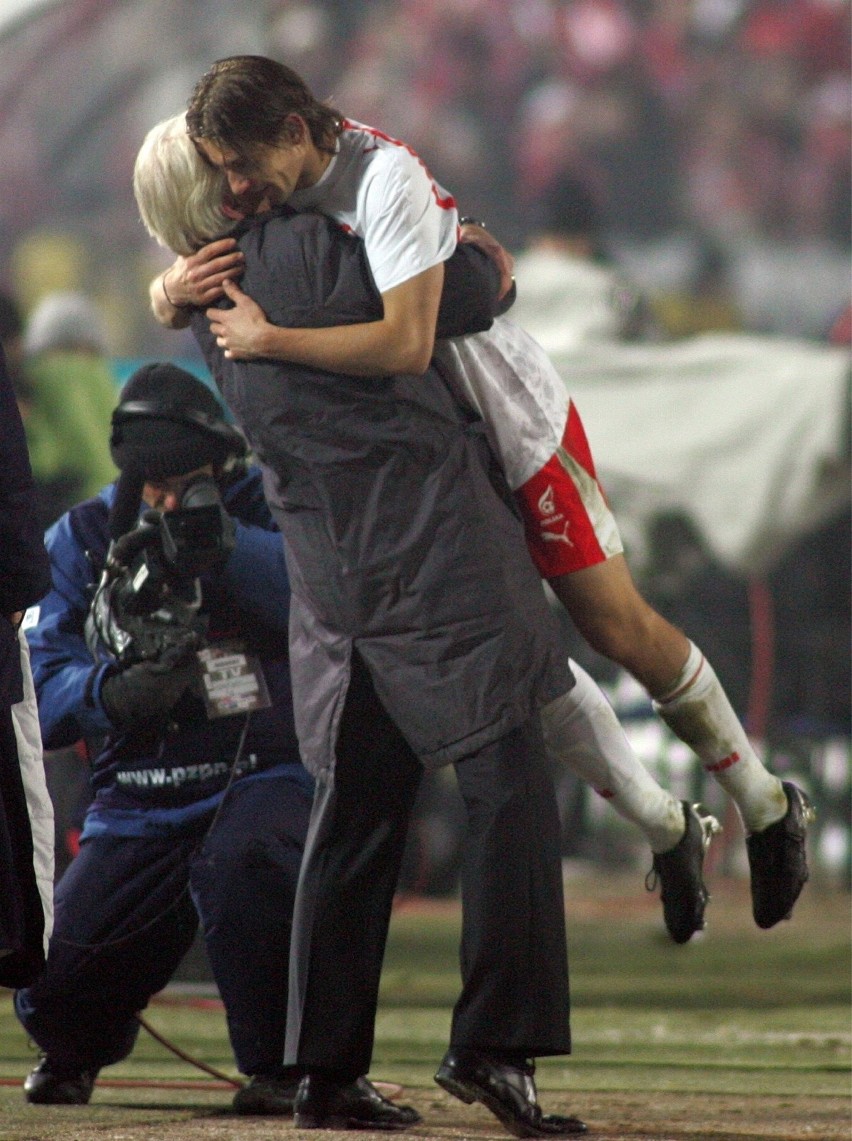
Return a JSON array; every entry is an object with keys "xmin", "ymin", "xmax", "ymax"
[{"xmin": 514, "ymin": 402, "xmax": 623, "ymax": 579}]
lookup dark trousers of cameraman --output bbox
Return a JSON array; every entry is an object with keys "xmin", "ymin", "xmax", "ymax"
[{"xmin": 15, "ymin": 772, "xmax": 311, "ymax": 1077}]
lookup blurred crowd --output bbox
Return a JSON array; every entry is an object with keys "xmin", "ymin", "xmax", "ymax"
[
  {"xmin": 288, "ymin": 0, "xmax": 851, "ymax": 337},
  {"xmin": 0, "ymin": 289, "xmax": 117, "ymax": 533},
  {"xmin": 0, "ymin": 0, "xmax": 848, "ymax": 354},
  {"xmin": 307, "ymin": 0, "xmax": 850, "ymax": 246}
]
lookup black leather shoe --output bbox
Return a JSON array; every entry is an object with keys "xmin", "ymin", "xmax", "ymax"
[
  {"xmin": 294, "ymin": 1073, "xmax": 421, "ymax": 1130},
  {"xmin": 232, "ymin": 1072, "xmax": 300, "ymax": 1115},
  {"xmin": 23, "ymin": 1055, "xmax": 97, "ymax": 1104},
  {"xmin": 435, "ymin": 1049, "xmax": 587, "ymax": 1137}
]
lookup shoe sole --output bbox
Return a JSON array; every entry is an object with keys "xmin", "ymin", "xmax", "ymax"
[
  {"xmin": 24, "ymin": 1093, "xmax": 92, "ymax": 1105},
  {"xmin": 294, "ymin": 1112, "xmax": 416, "ymax": 1130}
]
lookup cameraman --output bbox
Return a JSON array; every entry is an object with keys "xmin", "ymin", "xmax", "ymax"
[{"xmin": 14, "ymin": 363, "xmax": 311, "ymax": 1115}]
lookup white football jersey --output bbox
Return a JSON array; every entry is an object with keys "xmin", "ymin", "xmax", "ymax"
[
  {"xmin": 288, "ymin": 119, "xmax": 571, "ymax": 492},
  {"xmin": 288, "ymin": 119, "xmax": 458, "ymax": 294}
]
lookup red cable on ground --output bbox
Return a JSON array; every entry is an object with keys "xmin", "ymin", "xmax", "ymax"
[
  {"xmin": 150, "ymin": 993, "xmax": 224, "ymax": 1011},
  {"xmin": 0, "ymin": 1077, "xmax": 235, "ymax": 1090},
  {"xmin": 135, "ymin": 1013, "xmax": 243, "ymax": 1088}
]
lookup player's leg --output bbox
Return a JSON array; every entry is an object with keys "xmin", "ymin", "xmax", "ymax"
[
  {"xmin": 651, "ymin": 634, "xmax": 813, "ymax": 928},
  {"xmin": 551, "ymin": 555, "xmax": 789, "ymax": 830},
  {"xmin": 548, "ymin": 541, "xmax": 811, "ymax": 929},
  {"xmin": 542, "ymin": 663, "xmax": 685, "ymax": 852},
  {"xmin": 519, "ymin": 402, "xmax": 811, "ymax": 929},
  {"xmin": 541, "ymin": 663, "xmax": 720, "ymax": 943}
]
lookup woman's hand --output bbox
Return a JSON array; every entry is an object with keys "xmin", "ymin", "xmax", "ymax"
[
  {"xmin": 151, "ymin": 238, "xmax": 245, "ymax": 328},
  {"xmin": 164, "ymin": 238, "xmax": 245, "ymax": 308}
]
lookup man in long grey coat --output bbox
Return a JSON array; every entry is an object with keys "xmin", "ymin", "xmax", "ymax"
[{"xmin": 190, "ymin": 206, "xmax": 586, "ymax": 1136}]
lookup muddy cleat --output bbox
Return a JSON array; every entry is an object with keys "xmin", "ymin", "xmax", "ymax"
[
  {"xmin": 747, "ymin": 781, "xmax": 815, "ymax": 929},
  {"xmin": 232, "ymin": 1073, "xmax": 300, "ymax": 1115},
  {"xmin": 23, "ymin": 1056, "xmax": 97, "ymax": 1104},
  {"xmin": 646, "ymin": 802, "xmax": 722, "ymax": 944}
]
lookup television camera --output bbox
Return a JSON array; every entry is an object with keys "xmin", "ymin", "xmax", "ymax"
[{"xmin": 86, "ymin": 474, "xmax": 235, "ymax": 665}]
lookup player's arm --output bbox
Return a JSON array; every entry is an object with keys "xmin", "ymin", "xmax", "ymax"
[
  {"xmin": 204, "ymin": 157, "xmax": 510, "ymax": 371},
  {"xmin": 207, "ymin": 148, "xmax": 473, "ymax": 375},
  {"xmin": 205, "ymin": 231, "xmax": 513, "ymax": 370},
  {"xmin": 208, "ymin": 264, "xmax": 443, "ymax": 376},
  {"xmin": 205, "ymin": 235, "xmax": 508, "ymax": 370}
]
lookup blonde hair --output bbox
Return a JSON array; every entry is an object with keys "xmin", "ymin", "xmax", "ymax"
[{"xmin": 133, "ymin": 113, "xmax": 230, "ymax": 256}]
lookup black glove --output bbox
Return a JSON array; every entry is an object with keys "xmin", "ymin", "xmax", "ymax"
[{"xmin": 101, "ymin": 651, "xmax": 198, "ymax": 732}]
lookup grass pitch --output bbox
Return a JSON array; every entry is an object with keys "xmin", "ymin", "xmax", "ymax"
[{"xmin": 0, "ymin": 870, "xmax": 847, "ymax": 1141}]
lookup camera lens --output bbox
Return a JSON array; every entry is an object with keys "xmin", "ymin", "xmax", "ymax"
[{"xmin": 180, "ymin": 475, "xmax": 221, "ymax": 509}]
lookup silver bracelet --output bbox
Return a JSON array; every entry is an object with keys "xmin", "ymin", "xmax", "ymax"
[{"xmin": 161, "ymin": 270, "xmax": 190, "ymax": 310}]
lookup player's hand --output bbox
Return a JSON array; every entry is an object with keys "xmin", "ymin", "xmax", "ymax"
[
  {"xmin": 207, "ymin": 279, "xmax": 272, "ymax": 360},
  {"xmin": 162, "ymin": 238, "xmax": 245, "ymax": 310},
  {"xmin": 459, "ymin": 222, "xmax": 515, "ymax": 302}
]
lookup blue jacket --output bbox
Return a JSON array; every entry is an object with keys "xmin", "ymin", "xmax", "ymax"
[{"xmin": 26, "ymin": 464, "xmax": 310, "ymax": 834}]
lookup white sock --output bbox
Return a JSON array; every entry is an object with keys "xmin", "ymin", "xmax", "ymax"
[
  {"xmin": 653, "ymin": 641, "xmax": 787, "ymax": 834},
  {"xmin": 541, "ymin": 663, "xmax": 686, "ymax": 853}
]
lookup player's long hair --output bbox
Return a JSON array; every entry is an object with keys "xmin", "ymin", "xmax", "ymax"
[{"xmin": 186, "ymin": 55, "xmax": 343, "ymax": 157}]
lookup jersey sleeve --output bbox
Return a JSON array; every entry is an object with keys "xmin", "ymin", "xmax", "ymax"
[{"xmin": 359, "ymin": 149, "xmax": 457, "ymax": 294}]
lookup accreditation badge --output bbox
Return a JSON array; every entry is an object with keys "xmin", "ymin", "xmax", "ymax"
[{"xmin": 197, "ymin": 640, "xmax": 272, "ymax": 718}]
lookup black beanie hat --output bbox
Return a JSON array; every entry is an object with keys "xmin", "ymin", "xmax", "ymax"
[{"xmin": 109, "ymin": 363, "xmax": 246, "ymax": 480}]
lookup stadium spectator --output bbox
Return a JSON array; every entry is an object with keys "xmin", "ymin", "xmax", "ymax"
[{"xmin": 22, "ymin": 291, "xmax": 118, "ymax": 529}]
